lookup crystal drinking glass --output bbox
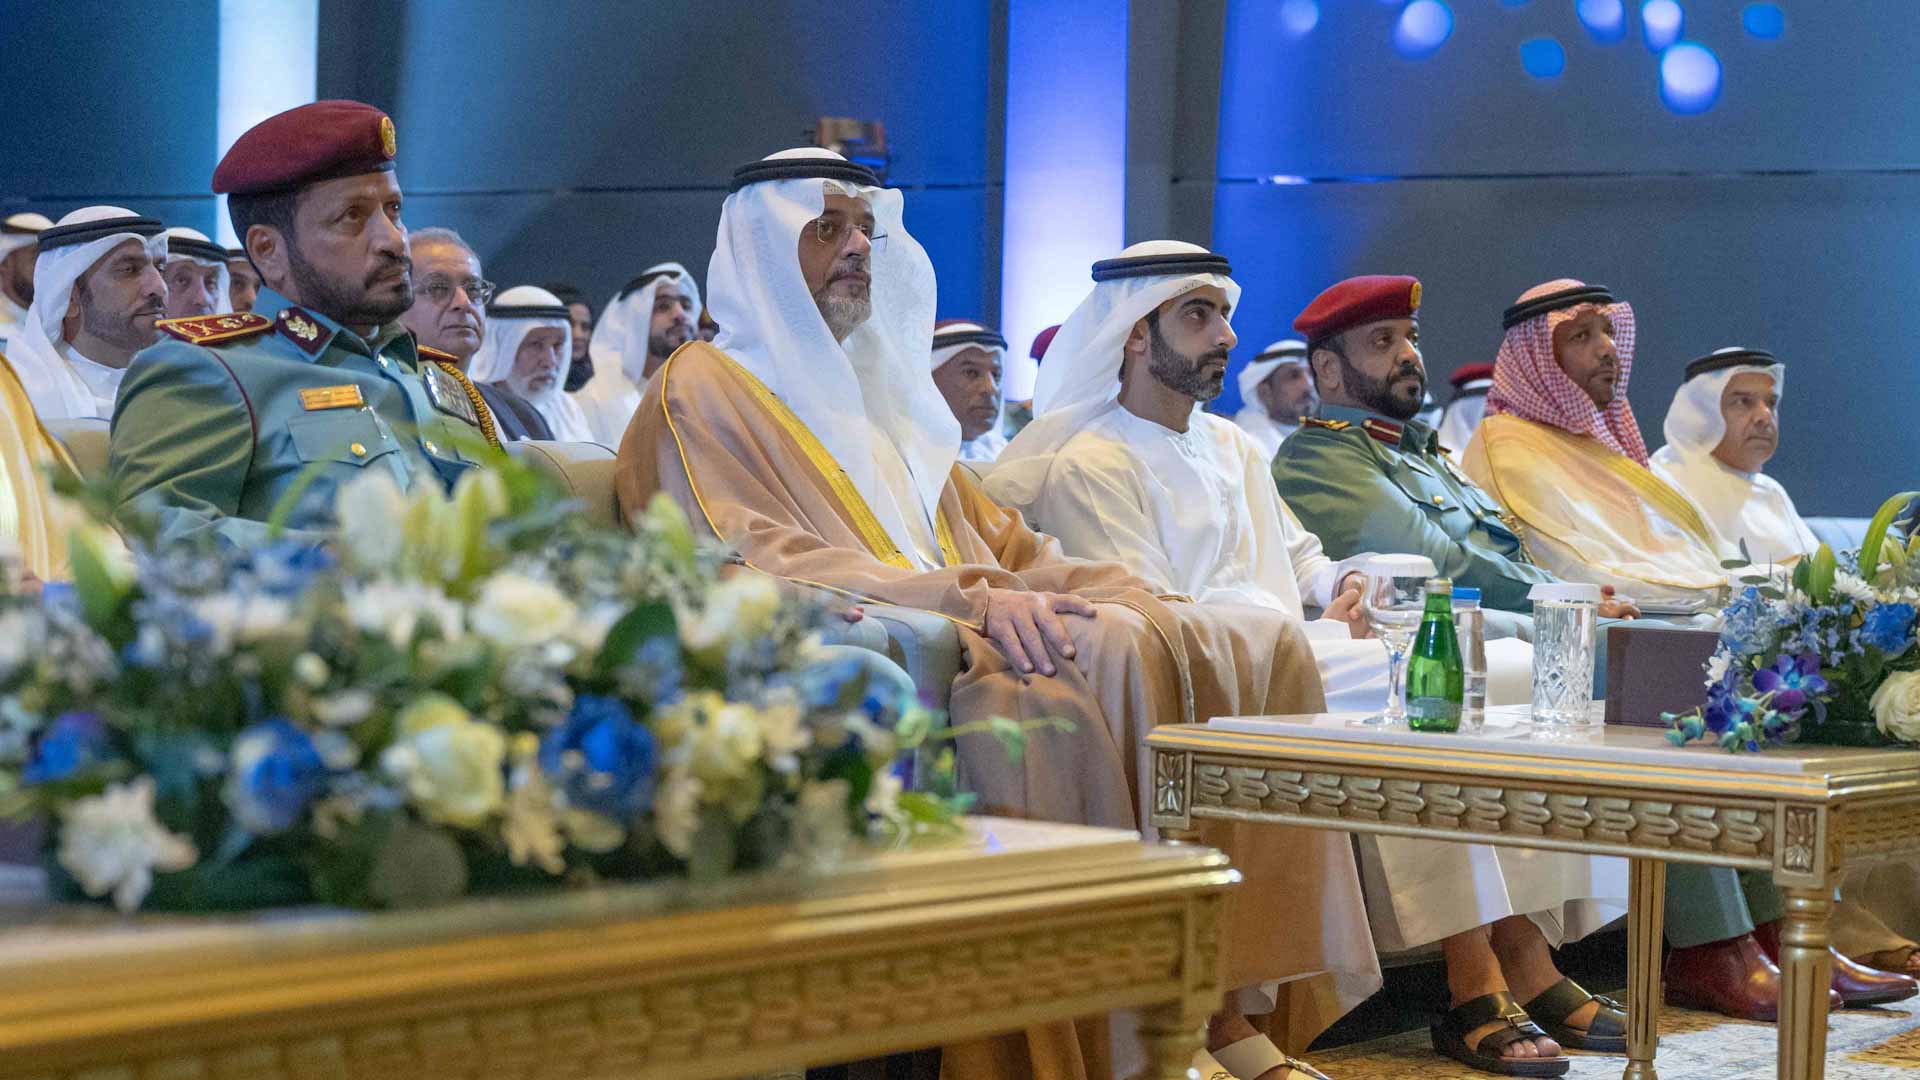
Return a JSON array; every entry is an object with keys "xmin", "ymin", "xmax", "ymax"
[{"xmin": 1358, "ymin": 554, "xmax": 1439, "ymax": 726}]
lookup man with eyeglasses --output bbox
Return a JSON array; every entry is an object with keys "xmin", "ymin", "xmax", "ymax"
[
  {"xmin": 397, "ymin": 226, "xmax": 545, "ymax": 443},
  {"xmin": 614, "ymin": 149, "xmax": 1360, "ymax": 1080},
  {"xmin": 109, "ymin": 101, "xmax": 493, "ymax": 547}
]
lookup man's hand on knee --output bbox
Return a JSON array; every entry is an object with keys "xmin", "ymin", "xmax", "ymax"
[{"xmin": 983, "ymin": 588, "xmax": 1097, "ymax": 677}]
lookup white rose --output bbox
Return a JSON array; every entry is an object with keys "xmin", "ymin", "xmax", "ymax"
[
  {"xmin": 687, "ymin": 701, "xmax": 765, "ymax": 784},
  {"xmin": 345, "ymin": 579, "xmax": 464, "ymax": 650},
  {"xmin": 335, "ymin": 470, "xmax": 410, "ymax": 572},
  {"xmin": 190, "ymin": 592, "xmax": 294, "ymax": 656},
  {"xmin": 679, "ymin": 574, "xmax": 784, "ymax": 653},
  {"xmin": 469, "ymin": 574, "xmax": 577, "ymax": 649},
  {"xmin": 56, "ymin": 777, "xmax": 198, "ymax": 912},
  {"xmin": 381, "ymin": 695, "xmax": 506, "ymax": 828},
  {"xmin": 1870, "ymin": 670, "xmax": 1920, "ymax": 743}
]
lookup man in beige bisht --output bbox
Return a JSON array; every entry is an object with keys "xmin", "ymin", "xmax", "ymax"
[
  {"xmin": 1462, "ymin": 280, "xmax": 1725, "ymax": 610},
  {"xmin": 615, "ymin": 149, "xmax": 1377, "ymax": 1080},
  {"xmin": 0, "ymin": 352, "xmax": 85, "ymax": 584}
]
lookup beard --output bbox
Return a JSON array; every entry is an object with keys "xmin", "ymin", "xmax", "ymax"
[
  {"xmin": 648, "ymin": 323, "xmax": 692, "ymax": 360},
  {"xmin": 76, "ymin": 281, "xmax": 161, "ymax": 352},
  {"xmin": 1146, "ymin": 321, "xmax": 1228, "ymax": 402},
  {"xmin": 1339, "ymin": 353, "xmax": 1426, "ymax": 421},
  {"xmin": 287, "ymin": 242, "xmax": 413, "ymax": 326},
  {"xmin": 816, "ymin": 294, "xmax": 871, "ymax": 342}
]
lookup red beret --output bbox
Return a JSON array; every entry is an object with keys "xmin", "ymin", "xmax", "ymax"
[
  {"xmin": 1293, "ymin": 275, "xmax": 1422, "ymax": 345},
  {"xmin": 213, "ymin": 100, "xmax": 397, "ymax": 196},
  {"xmin": 1449, "ymin": 362, "xmax": 1495, "ymax": 387},
  {"xmin": 1030, "ymin": 323, "xmax": 1061, "ymax": 362}
]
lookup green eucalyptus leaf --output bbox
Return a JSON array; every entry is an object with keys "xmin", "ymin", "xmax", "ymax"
[
  {"xmin": 594, "ymin": 601, "xmax": 678, "ymax": 678},
  {"xmin": 367, "ymin": 817, "xmax": 469, "ymax": 909}
]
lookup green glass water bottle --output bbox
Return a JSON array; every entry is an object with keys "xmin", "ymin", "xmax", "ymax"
[{"xmin": 1406, "ymin": 577, "xmax": 1464, "ymax": 732}]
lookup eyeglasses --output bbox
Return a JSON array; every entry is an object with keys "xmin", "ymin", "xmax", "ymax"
[
  {"xmin": 807, "ymin": 217, "xmax": 888, "ymax": 253},
  {"xmin": 421, "ymin": 277, "xmax": 496, "ymax": 307}
]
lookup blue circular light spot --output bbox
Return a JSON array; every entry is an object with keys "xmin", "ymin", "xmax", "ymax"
[
  {"xmin": 1519, "ymin": 36, "xmax": 1567, "ymax": 78},
  {"xmin": 1394, "ymin": 0, "xmax": 1454, "ymax": 59},
  {"xmin": 1641, "ymin": 0, "xmax": 1683, "ymax": 51},
  {"xmin": 1576, "ymin": 0, "xmax": 1627, "ymax": 43},
  {"xmin": 1660, "ymin": 41, "xmax": 1722, "ymax": 114},
  {"xmin": 1278, "ymin": 0, "xmax": 1320, "ymax": 38},
  {"xmin": 1742, "ymin": 2, "xmax": 1784, "ymax": 39}
]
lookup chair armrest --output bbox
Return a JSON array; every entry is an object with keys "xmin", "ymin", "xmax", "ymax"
[{"xmin": 778, "ymin": 582, "xmax": 963, "ymax": 710}]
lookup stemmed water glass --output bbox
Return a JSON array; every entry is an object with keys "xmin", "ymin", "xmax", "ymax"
[{"xmin": 1356, "ymin": 554, "xmax": 1439, "ymax": 727}]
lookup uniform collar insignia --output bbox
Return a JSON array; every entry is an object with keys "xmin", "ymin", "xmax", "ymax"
[
  {"xmin": 276, "ymin": 306, "xmax": 333, "ymax": 355},
  {"xmin": 1360, "ymin": 417, "xmax": 1404, "ymax": 447}
]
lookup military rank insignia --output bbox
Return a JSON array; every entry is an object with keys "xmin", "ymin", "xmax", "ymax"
[
  {"xmin": 157, "ymin": 312, "xmax": 271, "ymax": 345},
  {"xmin": 276, "ymin": 308, "xmax": 330, "ymax": 354},
  {"xmin": 1360, "ymin": 418, "xmax": 1404, "ymax": 447},
  {"xmin": 1301, "ymin": 417, "xmax": 1351, "ymax": 432}
]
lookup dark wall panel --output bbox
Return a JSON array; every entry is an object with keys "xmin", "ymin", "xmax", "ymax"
[
  {"xmin": 1212, "ymin": 173, "xmax": 1920, "ymax": 517},
  {"xmin": 0, "ymin": 2, "xmax": 219, "ymax": 230},
  {"xmin": 323, "ymin": 0, "xmax": 1002, "ymax": 314}
]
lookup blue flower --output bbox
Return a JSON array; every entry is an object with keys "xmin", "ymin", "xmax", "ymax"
[
  {"xmin": 224, "ymin": 717, "xmax": 329, "ymax": 834},
  {"xmin": 246, "ymin": 541, "xmax": 335, "ymax": 598},
  {"xmin": 540, "ymin": 696, "xmax": 657, "ymax": 821},
  {"xmin": 1751, "ymin": 653, "xmax": 1828, "ymax": 714},
  {"xmin": 1719, "ymin": 586, "xmax": 1786, "ymax": 657},
  {"xmin": 23, "ymin": 711, "xmax": 110, "ymax": 785},
  {"xmin": 1860, "ymin": 603, "xmax": 1917, "ymax": 656}
]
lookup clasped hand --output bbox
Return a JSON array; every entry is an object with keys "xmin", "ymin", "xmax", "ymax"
[{"xmin": 983, "ymin": 588, "xmax": 1097, "ymax": 677}]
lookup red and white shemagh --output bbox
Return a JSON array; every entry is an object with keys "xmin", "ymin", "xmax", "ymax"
[{"xmin": 1486, "ymin": 279, "xmax": 1648, "ymax": 465}]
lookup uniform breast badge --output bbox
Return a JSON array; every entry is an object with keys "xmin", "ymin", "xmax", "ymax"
[
  {"xmin": 298, "ymin": 385, "xmax": 366, "ymax": 411},
  {"xmin": 423, "ymin": 362, "xmax": 480, "ymax": 426}
]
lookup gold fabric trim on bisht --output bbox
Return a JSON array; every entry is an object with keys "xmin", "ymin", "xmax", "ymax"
[{"xmin": 659, "ymin": 347, "xmax": 958, "ymax": 571}]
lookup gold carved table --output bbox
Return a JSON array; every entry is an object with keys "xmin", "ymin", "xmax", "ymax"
[
  {"xmin": 1145, "ymin": 707, "xmax": 1920, "ymax": 1080},
  {"xmin": 0, "ymin": 817, "xmax": 1232, "ymax": 1080}
]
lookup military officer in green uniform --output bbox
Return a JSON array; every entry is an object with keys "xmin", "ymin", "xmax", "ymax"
[
  {"xmin": 109, "ymin": 99, "xmax": 489, "ymax": 547},
  {"xmin": 1273, "ymin": 274, "xmax": 1636, "ymax": 621}
]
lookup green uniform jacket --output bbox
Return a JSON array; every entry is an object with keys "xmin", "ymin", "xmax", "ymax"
[
  {"xmin": 109, "ymin": 289, "xmax": 479, "ymax": 548},
  {"xmin": 1272, "ymin": 403, "xmax": 1555, "ymax": 613}
]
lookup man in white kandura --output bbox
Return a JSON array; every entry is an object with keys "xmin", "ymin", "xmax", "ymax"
[
  {"xmin": 1650, "ymin": 347, "xmax": 1816, "ymax": 565},
  {"xmin": 572, "ymin": 261, "xmax": 702, "ymax": 445},
  {"xmin": 7, "ymin": 206, "xmax": 168, "ymax": 421},
  {"xmin": 1232, "ymin": 337, "xmax": 1316, "ymax": 460},
  {"xmin": 990, "ymin": 240, "xmax": 1630, "ymax": 1080},
  {"xmin": 469, "ymin": 285, "xmax": 596, "ymax": 443}
]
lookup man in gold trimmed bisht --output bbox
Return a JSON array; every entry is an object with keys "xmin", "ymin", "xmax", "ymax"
[
  {"xmin": 1461, "ymin": 280, "xmax": 1726, "ymax": 610},
  {"xmin": 614, "ymin": 149, "xmax": 1377, "ymax": 1080},
  {"xmin": 0, "ymin": 352, "xmax": 84, "ymax": 583}
]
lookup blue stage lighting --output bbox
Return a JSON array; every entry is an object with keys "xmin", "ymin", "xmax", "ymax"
[
  {"xmin": 1393, "ymin": 0, "xmax": 1454, "ymax": 59},
  {"xmin": 1641, "ymin": 0, "xmax": 1683, "ymax": 51},
  {"xmin": 1576, "ymin": 0, "xmax": 1627, "ymax": 43},
  {"xmin": 1279, "ymin": 0, "xmax": 1319, "ymax": 38},
  {"xmin": 1520, "ymin": 36, "xmax": 1567, "ymax": 78},
  {"xmin": 1742, "ymin": 2, "xmax": 1784, "ymax": 39},
  {"xmin": 1660, "ymin": 41, "xmax": 1722, "ymax": 114}
]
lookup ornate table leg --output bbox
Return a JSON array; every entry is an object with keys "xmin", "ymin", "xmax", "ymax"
[
  {"xmin": 1776, "ymin": 887, "xmax": 1835, "ymax": 1080},
  {"xmin": 1139, "ymin": 1000, "xmax": 1204, "ymax": 1080},
  {"xmin": 1623, "ymin": 857, "xmax": 1667, "ymax": 1080}
]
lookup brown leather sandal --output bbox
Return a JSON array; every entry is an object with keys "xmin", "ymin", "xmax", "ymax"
[{"xmin": 1430, "ymin": 990, "xmax": 1570, "ymax": 1077}]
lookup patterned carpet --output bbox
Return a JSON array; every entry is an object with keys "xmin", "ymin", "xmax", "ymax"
[{"xmin": 1311, "ymin": 1000, "xmax": 1920, "ymax": 1079}]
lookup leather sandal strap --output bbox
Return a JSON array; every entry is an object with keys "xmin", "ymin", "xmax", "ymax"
[
  {"xmin": 1520, "ymin": 977, "xmax": 1593, "ymax": 1024},
  {"xmin": 1446, "ymin": 989, "xmax": 1532, "ymax": 1032}
]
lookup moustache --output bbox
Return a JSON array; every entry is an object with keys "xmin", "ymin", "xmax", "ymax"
[{"xmin": 366, "ymin": 255, "xmax": 412, "ymax": 286}]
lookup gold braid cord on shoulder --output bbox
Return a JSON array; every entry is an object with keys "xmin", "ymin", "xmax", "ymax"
[
  {"xmin": 660, "ymin": 349, "xmax": 960, "ymax": 572},
  {"xmin": 429, "ymin": 360, "xmax": 501, "ymax": 450}
]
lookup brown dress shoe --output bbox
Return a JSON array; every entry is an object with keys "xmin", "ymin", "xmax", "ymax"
[
  {"xmin": 1753, "ymin": 919, "xmax": 1920, "ymax": 1007},
  {"xmin": 1665, "ymin": 932, "xmax": 1843, "ymax": 1020}
]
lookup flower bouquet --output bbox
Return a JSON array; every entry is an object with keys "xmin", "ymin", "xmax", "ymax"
[
  {"xmin": 0, "ymin": 457, "xmax": 1050, "ymax": 912},
  {"xmin": 1665, "ymin": 492, "xmax": 1920, "ymax": 752}
]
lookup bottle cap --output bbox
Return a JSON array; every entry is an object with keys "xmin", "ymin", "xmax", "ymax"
[
  {"xmin": 1528, "ymin": 582, "xmax": 1603, "ymax": 603},
  {"xmin": 1451, "ymin": 586, "xmax": 1482, "ymax": 604},
  {"xmin": 1363, "ymin": 553, "xmax": 1438, "ymax": 578},
  {"xmin": 1425, "ymin": 577, "xmax": 1454, "ymax": 592}
]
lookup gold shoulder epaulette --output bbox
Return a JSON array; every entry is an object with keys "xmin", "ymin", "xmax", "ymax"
[
  {"xmin": 157, "ymin": 312, "xmax": 272, "ymax": 345},
  {"xmin": 1301, "ymin": 417, "xmax": 1351, "ymax": 432},
  {"xmin": 417, "ymin": 344, "xmax": 462, "ymax": 364}
]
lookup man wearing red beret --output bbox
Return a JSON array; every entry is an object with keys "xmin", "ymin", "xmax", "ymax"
[
  {"xmin": 107, "ymin": 100, "xmax": 492, "ymax": 547},
  {"xmin": 1272, "ymin": 275, "xmax": 1638, "ymax": 622}
]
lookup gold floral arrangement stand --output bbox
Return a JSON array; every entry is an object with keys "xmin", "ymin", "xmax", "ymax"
[
  {"xmin": 0, "ymin": 818, "xmax": 1233, "ymax": 1080},
  {"xmin": 1146, "ymin": 707, "xmax": 1920, "ymax": 1080}
]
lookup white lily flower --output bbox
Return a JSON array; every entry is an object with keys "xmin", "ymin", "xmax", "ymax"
[{"xmin": 56, "ymin": 778, "xmax": 198, "ymax": 912}]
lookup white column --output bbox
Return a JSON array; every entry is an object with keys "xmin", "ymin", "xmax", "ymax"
[
  {"xmin": 998, "ymin": 0, "xmax": 1128, "ymax": 404},
  {"xmin": 215, "ymin": 0, "xmax": 319, "ymax": 245}
]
